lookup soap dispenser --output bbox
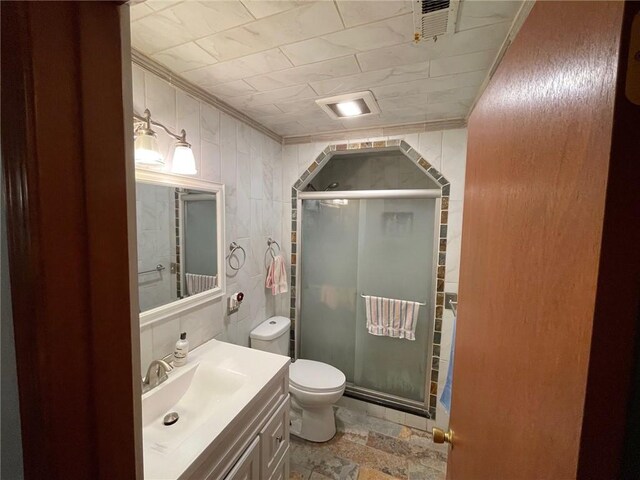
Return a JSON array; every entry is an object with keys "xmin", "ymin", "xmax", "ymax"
[{"xmin": 173, "ymin": 332, "xmax": 189, "ymax": 367}]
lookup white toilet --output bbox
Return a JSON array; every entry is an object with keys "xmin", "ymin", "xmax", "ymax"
[{"xmin": 250, "ymin": 316, "xmax": 346, "ymax": 442}]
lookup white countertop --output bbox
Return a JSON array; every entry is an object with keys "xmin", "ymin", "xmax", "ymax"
[{"xmin": 142, "ymin": 339, "xmax": 290, "ymax": 480}]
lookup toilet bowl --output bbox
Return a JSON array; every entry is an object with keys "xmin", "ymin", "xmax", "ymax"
[
  {"xmin": 289, "ymin": 359, "xmax": 346, "ymax": 442},
  {"xmin": 250, "ymin": 317, "xmax": 346, "ymax": 442}
]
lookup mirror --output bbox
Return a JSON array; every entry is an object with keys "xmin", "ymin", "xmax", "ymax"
[{"xmin": 135, "ymin": 170, "xmax": 225, "ymax": 325}]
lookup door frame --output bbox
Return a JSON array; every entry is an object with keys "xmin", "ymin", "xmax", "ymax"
[{"xmin": 1, "ymin": 3, "xmax": 141, "ymax": 478}]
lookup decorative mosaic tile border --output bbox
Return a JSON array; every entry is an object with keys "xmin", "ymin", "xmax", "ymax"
[
  {"xmin": 174, "ymin": 189, "xmax": 182, "ymax": 298},
  {"xmin": 289, "ymin": 139, "xmax": 450, "ymax": 420}
]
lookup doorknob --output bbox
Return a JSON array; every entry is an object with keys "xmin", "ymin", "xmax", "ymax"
[{"xmin": 432, "ymin": 427, "xmax": 454, "ymax": 447}]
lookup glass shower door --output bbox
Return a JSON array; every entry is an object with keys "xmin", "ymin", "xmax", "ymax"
[
  {"xmin": 354, "ymin": 198, "xmax": 435, "ymax": 403},
  {"xmin": 299, "ymin": 199, "xmax": 360, "ymax": 380},
  {"xmin": 299, "ymin": 197, "xmax": 436, "ymax": 406}
]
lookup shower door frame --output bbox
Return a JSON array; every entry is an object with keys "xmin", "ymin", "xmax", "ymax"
[{"xmin": 296, "ymin": 188, "xmax": 442, "ymax": 417}]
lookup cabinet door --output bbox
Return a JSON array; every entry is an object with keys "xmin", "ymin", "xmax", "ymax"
[
  {"xmin": 260, "ymin": 397, "xmax": 290, "ymax": 479},
  {"xmin": 269, "ymin": 448, "xmax": 290, "ymax": 480},
  {"xmin": 221, "ymin": 437, "xmax": 260, "ymax": 480}
]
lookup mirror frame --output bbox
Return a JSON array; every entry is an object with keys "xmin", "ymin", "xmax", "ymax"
[{"xmin": 135, "ymin": 169, "xmax": 226, "ymax": 327}]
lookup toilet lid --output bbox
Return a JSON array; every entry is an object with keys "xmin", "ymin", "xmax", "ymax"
[{"xmin": 290, "ymin": 359, "xmax": 346, "ymax": 393}]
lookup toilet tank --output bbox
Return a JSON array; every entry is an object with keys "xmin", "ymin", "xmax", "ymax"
[{"xmin": 250, "ymin": 316, "xmax": 291, "ymax": 355}]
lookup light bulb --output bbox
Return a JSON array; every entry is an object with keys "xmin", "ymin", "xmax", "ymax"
[
  {"xmin": 134, "ymin": 130, "xmax": 163, "ymax": 165},
  {"xmin": 336, "ymin": 101, "xmax": 362, "ymax": 117},
  {"xmin": 171, "ymin": 142, "xmax": 197, "ymax": 175}
]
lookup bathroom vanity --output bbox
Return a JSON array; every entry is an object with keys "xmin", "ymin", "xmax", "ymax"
[{"xmin": 142, "ymin": 340, "xmax": 290, "ymax": 480}]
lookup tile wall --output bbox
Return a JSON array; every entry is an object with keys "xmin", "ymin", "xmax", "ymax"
[
  {"xmin": 133, "ymin": 65, "xmax": 287, "ymax": 376},
  {"xmin": 279, "ymin": 129, "xmax": 467, "ymax": 429}
]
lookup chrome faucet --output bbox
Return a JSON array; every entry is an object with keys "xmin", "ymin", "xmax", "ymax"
[{"xmin": 142, "ymin": 359, "xmax": 173, "ymax": 394}]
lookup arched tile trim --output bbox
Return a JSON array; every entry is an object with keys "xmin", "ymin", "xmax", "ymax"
[{"xmin": 289, "ymin": 139, "xmax": 450, "ymax": 419}]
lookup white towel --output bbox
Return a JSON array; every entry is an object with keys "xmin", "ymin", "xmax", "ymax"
[
  {"xmin": 186, "ymin": 273, "xmax": 216, "ymax": 295},
  {"xmin": 363, "ymin": 295, "xmax": 420, "ymax": 341},
  {"xmin": 265, "ymin": 254, "xmax": 288, "ymax": 295}
]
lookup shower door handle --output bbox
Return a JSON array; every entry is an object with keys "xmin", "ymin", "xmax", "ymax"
[{"xmin": 432, "ymin": 427, "xmax": 454, "ymax": 448}]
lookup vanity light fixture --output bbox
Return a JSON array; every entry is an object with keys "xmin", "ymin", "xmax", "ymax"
[
  {"xmin": 133, "ymin": 109, "xmax": 197, "ymax": 175},
  {"xmin": 316, "ymin": 91, "xmax": 381, "ymax": 120},
  {"xmin": 133, "ymin": 109, "xmax": 163, "ymax": 165}
]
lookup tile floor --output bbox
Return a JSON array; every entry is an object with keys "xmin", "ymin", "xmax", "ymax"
[{"xmin": 289, "ymin": 406, "xmax": 447, "ymax": 480}]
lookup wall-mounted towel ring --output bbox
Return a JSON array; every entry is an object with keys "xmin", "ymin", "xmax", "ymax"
[
  {"xmin": 267, "ymin": 237, "xmax": 280, "ymax": 259},
  {"xmin": 227, "ymin": 242, "xmax": 246, "ymax": 271}
]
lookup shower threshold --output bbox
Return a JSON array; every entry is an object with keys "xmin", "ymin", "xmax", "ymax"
[{"xmin": 344, "ymin": 383, "xmax": 430, "ymax": 419}]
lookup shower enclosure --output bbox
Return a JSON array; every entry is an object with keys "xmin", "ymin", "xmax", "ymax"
[{"xmin": 297, "ymin": 188, "xmax": 441, "ymax": 415}]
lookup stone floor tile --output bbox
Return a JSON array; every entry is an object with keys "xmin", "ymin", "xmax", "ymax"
[
  {"xmin": 406, "ymin": 430, "xmax": 449, "ymax": 456},
  {"xmin": 309, "ymin": 472, "xmax": 334, "ymax": 480},
  {"xmin": 357, "ymin": 466, "xmax": 402, "ymax": 479},
  {"xmin": 326, "ymin": 437, "xmax": 409, "ymax": 479},
  {"xmin": 397, "ymin": 426, "xmax": 413, "ymax": 440},
  {"xmin": 366, "ymin": 431, "xmax": 413, "ymax": 457},
  {"xmin": 336, "ymin": 407, "xmax": 403, "ymax": 438},
  {"xmin": 290, "ymin": 406, "xmax": 446, "ymax": 480},
  {"xmin": 408, "ymin": 462, "xmax": 445, "ymax": 480},
  {"xmin": 336, "ymin": 418, "xmax": 369, "ymax": 445},
  {"xmin": 290, "ymin": 462, "xmax": 312, "ymax": 479},
  {"xmin": 291, "ymin": 440, "xmax": 359, "ymax": 480}
]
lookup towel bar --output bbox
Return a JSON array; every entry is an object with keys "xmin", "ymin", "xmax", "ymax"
[
  {"xmin": 360, "ymin": 293, "xmax": 426, "ymax": 306},
  {"xmin": 449, "ymin": 299, "xmax": 458, "ymax": 316},
  {"xmin": 138, "ymin": 264, "xmax": 165, "ymax": 275}
]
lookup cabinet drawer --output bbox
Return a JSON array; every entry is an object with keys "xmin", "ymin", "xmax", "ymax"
[
  {"xmin": 260, "ymin": 396, "xmax": 290, "ymax": 479},
  {"xmin": 220, "ymin": 437, "xmax": 260, "ymax": 480},
  {"xmin": 268, "ymin": 447, "xmax": 289, "ymax": 480}
]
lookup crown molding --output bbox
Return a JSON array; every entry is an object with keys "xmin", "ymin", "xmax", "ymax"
[
  {"xmin": 131, "ymin": 50, "xmax": 472, "ymax": 147},
  {"xmin": 131, "ymin": 49, "xmax": 283, "ymax": 144},
  {"xmin": 282, "ymin": 118, "xmax": 468, "ymax": 145}
]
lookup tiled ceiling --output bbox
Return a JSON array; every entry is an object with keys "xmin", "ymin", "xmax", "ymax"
[{"xmin": 131, "ymin": 0, "xmax": 524, "ymax": 137}]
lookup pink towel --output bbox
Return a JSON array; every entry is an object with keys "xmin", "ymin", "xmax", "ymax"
[
  {"xmin": 266, "ymin": 254, "xmax": 288, "ymax": 295},
  {"xmin": 364, "ymin": 295, "xmax": 420, "ymax": 341}
]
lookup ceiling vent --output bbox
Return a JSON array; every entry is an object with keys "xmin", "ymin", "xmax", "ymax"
[{"xmin": 413, "ymin": 0, "xmax": 459, "ymax": 41}]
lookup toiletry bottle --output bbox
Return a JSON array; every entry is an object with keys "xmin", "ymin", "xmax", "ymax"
[{"xmin": 174, "ymin": 332, "xmax": 189, "ymax": 367}]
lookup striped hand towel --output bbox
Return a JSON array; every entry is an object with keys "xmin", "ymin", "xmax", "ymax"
[
  {"xmin": 363, "ymin": 295, "xmax": 420, "ymax": 341},
  {"xmin": 186, "ymin": 273, "xmax": 217, "ymax": 295}
]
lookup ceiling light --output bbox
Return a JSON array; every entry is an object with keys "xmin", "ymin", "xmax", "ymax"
[
  {"xmin": 171, "ymin": 136, "xmax": 197, "ymax": 175},
  {"xmin": 336, "ymin": 101, "xmax": 362, "ymax": 117},
  {"xmin": 316, "ymin": 91, "xmax": 381, "ymax": 120}
]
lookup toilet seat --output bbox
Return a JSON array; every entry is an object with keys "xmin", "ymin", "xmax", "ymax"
[{"xmin": 290, "ymin": 359, "xmax": 346, "ymax": 393}]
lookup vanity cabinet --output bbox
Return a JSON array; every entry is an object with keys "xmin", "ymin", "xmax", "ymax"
[
  {"xmin": 185, "ymin": 367, "xmax": 290, "ymax": 480},
  {"xmin": 267, "ymin": 451, "xmax": 290, "ymax": 480},
  {"xmin": 259, "ymin": 398, "xmax": 289, "ymax": 478},
  {"xmin": 221, "ymin": 396, "xmax": 290, "ymax": 480},
  {"xmin": 221, "ymin": 438, "xmax": 260, "ymax": 480}
]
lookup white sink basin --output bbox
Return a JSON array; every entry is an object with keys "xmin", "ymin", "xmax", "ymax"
[
  {"xmin": 141, "ymin": 339, "xmax": 289, "ymax": 480},
  {"xmin": 143, "ymin": 362, "xmax": 248, "ymax": 453}
]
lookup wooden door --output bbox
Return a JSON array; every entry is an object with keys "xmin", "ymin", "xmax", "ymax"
[
  {"xmin": 446, "ymin": 1, "xmax": 640, "ymax": 479},
  {"xmin": 1, "ymin": 2, "xmax": 141, "ymax": 478}
]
